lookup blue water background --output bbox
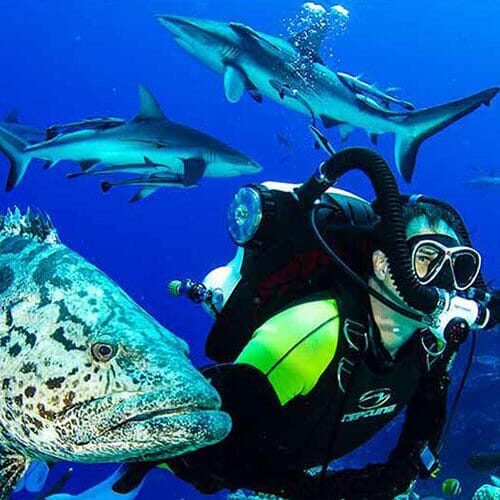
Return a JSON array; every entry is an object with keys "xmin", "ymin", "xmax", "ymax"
[{"xmin": 2, "ymin": 1, "xmax": 499, "ymax": 497}]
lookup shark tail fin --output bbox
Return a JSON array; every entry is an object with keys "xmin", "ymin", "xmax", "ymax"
[
  {"xmin": 395, "ymin": 87, "xmax": 499, "ymax": 182},
  {"xmin": 0, "ymin": 126, "xmax": 31, "ymax": 191}
]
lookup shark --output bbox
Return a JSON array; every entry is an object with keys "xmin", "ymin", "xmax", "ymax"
[
  {"xmin": 157, "ymin": 14, "xmax": 499, "ymax": 182},
  {"xmin": 0, "ymin": 85, "xmax": 262, "ymax": 198},
  {"xmin": 0, "ymin": 208, "xmax": 231, "ymax": 499},
  {"xmin": 464, "ymin": 167, "xmax": 500, "ymax": 188}
]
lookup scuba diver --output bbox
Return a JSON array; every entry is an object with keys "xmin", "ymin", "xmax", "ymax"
[{"xmin": 51, "ymin": 141, "xmax": 499, "ymax": 500}]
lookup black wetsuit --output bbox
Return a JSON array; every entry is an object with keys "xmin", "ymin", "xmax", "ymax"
[{"xmin": 165, "ymin": 288, "xmax": 454, "ymax": 500}]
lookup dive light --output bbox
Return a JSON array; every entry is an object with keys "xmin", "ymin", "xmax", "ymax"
[{"xmin": 227, "ymin": 184, "xmax": 277, "ymax": 247}]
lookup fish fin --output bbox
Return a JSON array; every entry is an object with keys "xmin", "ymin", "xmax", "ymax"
[
  {"xmin": 369, "ymin": 133, "xmax": 379, "ymax": 145},
  {"xmin": 310, "ymin": 125, "xmax": 335, "ymax": 156},
  {"xmin": 144, "ymin": 157, "xmax": 174, "ymax": 172},
  {"xmin": 395, "ymin": 87, "xmax": 499, "ymax": 182},
  {"xmin": 130, "ymin": 187, "xmax": 159, "ymax": 203},
  {"xmin": 0, "ymin": 445, "xmax": 29, "ymax": 498},
  {"xmin": 182, "ymin": 158, "xmax": 207, "ymax": 186},
  {"xmin": 41, "ymin": 160, "xmax": 56, "ymax": 170},
  {"xmin": 46, "ymin": 464, "xmax": 151, "ymax": 500},
  {"xmin": 223, "ymin": 65, "xmax": 246, "ymax": 104},
  {"xmin": 0, "ymin": 126, "xmax": 31, "ymax": 191},
  {"xmin": 248, "ymin": 89, "xmax": 263, "ymax": 104},
  {"xmin": 67, "ymin": 171, "xmax": 85, "ymax": 179},
  {"xmin": 80, "ymin": 160, "xmax": 100, "ymax": 171},
  {"xmin": 492, "ymin": 475, "xmax": 500, "ymax": 487},
  {"xmin": 24, "ymin": 461, "xmax": 49, "ymax": 493},
  {"xmin": 338, "ymin": 124, "xmax": 354, "ymax": 142},
  {"xmin": 134, "ymin": 84, "xmax": 166, "ymax": 122},
  {"xmin": 38, "ymin": 467, "xmax": 73, "ymax": 498},
  {"xmin": 4, "ymin": 109, "xmax": 20, "ymax": 124},
  {"xmin": 144, "ymin": 156, "xmax": 158, "ymax": 167},
  {"xmin": 229, "ymin": 22, "xmax": 281, "ymax": 52},
  {"xmin": 320, "ymin": 116, "xmax": 343, "ymax": 129},
  {"xmin": 101, "ymin": 181, "xmax": 113, "ymax": 193}
]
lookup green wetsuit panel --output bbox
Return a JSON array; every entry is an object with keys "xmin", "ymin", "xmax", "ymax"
[{"xmin": 236, "ymin": 299, "xmax": 340, "ymax": 405}]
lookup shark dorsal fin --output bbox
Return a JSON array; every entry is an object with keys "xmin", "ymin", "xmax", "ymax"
[
  {"xmin": 4, "ymin": 109, "xmax": 20, "ymax": 124},
  {"xmin": 134, "ymin": 85, "xmax": 166, "ymax": 122}
]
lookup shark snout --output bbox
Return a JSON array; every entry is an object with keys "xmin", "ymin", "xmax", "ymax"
[
  {"xmin": 245, "ymin": 158, "xmax": 263, "ymax": 174},
  {"xmin": 157, "ymin": 14, "xmax": 201, "ymax": 38}
]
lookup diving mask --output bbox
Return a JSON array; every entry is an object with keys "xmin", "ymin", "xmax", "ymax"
[{"xmin": 409, "ymin": 235, "xmax": 481, "ymax": 292}]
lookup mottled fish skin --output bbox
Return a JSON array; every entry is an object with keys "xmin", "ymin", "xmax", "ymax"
[{"xmin": 0, "ymin": 208, "xmax": 230, "ymax": 498}]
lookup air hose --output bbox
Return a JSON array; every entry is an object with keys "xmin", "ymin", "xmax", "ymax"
[{"xmin": 298, "ymin": 147, "xmax": 440, "ymax": 315}]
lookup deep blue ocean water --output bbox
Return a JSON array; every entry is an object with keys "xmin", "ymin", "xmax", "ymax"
[{"xmin": 2, "ymin": 1, "xmax": 499, "ymax": 498}]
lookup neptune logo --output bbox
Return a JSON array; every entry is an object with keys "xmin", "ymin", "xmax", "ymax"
[{"xmin": 358, "ymin": 389, "xmax": 393, "ymax": 410}]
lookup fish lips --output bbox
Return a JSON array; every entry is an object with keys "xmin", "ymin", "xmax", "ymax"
[
  {"xmin": 101, "ymin": 406, "xmax": 232, "ymax": 460},
  {"xmin": 59, "ymin": 389, "xmax": 231, "ymax": 459}
]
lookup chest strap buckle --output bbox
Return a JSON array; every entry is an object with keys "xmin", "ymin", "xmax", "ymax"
[{"xmin": 343, "ymin": 318, "xmax": 369, "ymax": 353}]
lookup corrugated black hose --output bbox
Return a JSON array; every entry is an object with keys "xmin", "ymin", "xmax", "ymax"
[{"xmin": 320, "ymin": 148, "xmax": 440, "ymax": 314}]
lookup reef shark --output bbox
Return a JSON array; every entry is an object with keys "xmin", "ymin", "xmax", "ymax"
[
  {"xmin": 0, "ymin": 85, "xmax": 261, "ymax": 197},
  {"xmin": 158, "ymin": 14, "xmax": 499, "ymax": 182},
  {"xmin": 464, "ymin": 167, "xmax": 500, "ymax": 188},
  {"xmin": 0, "ymin": 208, "xmax": 231, "ymax": 499}
]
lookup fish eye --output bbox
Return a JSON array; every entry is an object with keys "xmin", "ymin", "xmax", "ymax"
[{"xmin": 91, "ymin": 342, "xmax": 117, "ymax": 363}]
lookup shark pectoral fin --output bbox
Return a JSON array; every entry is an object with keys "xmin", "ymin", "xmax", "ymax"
[
  {"xmin": 338, "ymin": 124, "xmax": 355, "ymax": 142},
  {"xmin": 134, "ymin": 84, "xmax": 167, "ymax": 122},
  {"xmin": 182, "ymin": 158, "xmax": 207, "ymax": 186},
  {"xmin": 223, "ymin": 65, "xmax": 247, "ymax": 104},
  {"xmin": 0, "ymin": 445, "xmax": 29, "ymax": 498},
  {"xmin": 4, "ymin": 109, "xmax": 20, "ymax": 124},
  {"xmin": 130, "ymin": 187, "xmax": 160, "ymax": 203}
]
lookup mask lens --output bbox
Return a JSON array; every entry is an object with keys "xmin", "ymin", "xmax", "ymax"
[
  {"xmin": 413, "ymin": 242, "xmax": 445, "ymax": 283},
  {"xmin": 452, "ymin": 251, "xmax": 480, "ymax": 289}
]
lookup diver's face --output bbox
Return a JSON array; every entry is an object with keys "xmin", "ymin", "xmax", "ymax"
[{"xmin": 372, "ymin": 216, "xmax": 460, "ymax": 310}]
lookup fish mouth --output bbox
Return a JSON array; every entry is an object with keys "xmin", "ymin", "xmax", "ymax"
[
  {"xmin": 98, "ymin": 402, "xmax": 231, "ymax": 461},
  {"xmin": 111, "ymin": 402, "xmax": 216, "ymax": 429}
]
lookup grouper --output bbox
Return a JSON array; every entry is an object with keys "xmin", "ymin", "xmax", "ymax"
[{"xmin": 0, "ymin": 208, "xmax": 231, "ymax": 498}]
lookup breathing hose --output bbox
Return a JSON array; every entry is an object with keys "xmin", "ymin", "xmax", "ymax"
[{"xmin": 297, "ymin": 147, "xmax": 440, "ymax": 316}]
